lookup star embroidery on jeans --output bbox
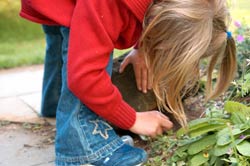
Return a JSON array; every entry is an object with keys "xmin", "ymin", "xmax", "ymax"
[{"xmin": 89, "ymin": 119, "xmax": 113, "ymax": 140}]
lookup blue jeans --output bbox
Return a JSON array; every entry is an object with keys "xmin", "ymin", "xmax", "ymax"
[
  {"xmin": 41, "ymin": 25, "xmax": 113, "ymax": 117},
  {"xmin": 41, "ymin": 25, "xmax": 63, "ymax": 117},
  {"xmin": 42, "ymin": 25, "xmax": 147, "ymax": 166}
]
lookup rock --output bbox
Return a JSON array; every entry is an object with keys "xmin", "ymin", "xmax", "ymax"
[
  {"xmin": 111, "ymin": 53, "xmax": 181, "ymax": 130},
  {"xmin": 111, "ymin": 53, "xmax": 157, "ymax": 112},
  {"xmin": 111, "ymin": 53, "xmax": 205, "ymax": 131}
]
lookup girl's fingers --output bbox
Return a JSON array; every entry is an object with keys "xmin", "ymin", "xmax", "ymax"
[
  {"xmin": 142, "ymin": 68, "xmax": 148, "ymax": 93},
  {"xmin": 160, "ymin": 118, "xmax": 173, "ymax": 130},
  {"xmin": 134, "ymin": 65, "xmax": 142, "ymax": 91},
  {"xmin": 119, "ymin": 57, "xmax": 130, "ymax": 73}
]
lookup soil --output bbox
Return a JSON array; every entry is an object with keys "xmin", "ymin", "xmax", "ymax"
[{"xmin": 0, "ymin": 122, "xmax": 55, "ymax": 166}]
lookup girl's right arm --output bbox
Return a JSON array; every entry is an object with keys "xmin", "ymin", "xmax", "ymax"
[{"xmin": 129, "ymin": 111, "xmax": 173, "ymax": 137}]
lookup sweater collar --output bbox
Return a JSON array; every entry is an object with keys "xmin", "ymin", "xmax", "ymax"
[{"xmin": 123, "ymin": 0, "xmax": 152, "ymax": 22}]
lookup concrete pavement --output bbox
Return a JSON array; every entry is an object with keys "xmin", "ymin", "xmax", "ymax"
[
  {"xmin": 0, "ymin": 65, "xmax": 55, "ymax": 125},
  {"xmin": 0, "ymin": 65, "xmax": 55, "ymax": 166}
]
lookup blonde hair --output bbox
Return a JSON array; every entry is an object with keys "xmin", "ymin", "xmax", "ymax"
[{"xmin": 139, "ymin": 0, "xmax": 237, "ymax": 127}]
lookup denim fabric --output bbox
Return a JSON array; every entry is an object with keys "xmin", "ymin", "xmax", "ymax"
[
  {"xmin": 41, "ymin": 25, "xmax": 63, "ymax": 117},
  {"xmin": 41, "ymin": 26, "xmax": 147, "ymax": 165},
  {"xmin": 41, "ymin": 25, "xmax": 113, "ymax": 117},
  {"xmin": 92, "ymin": 144, "xmax": 147, "ymax": 166}
]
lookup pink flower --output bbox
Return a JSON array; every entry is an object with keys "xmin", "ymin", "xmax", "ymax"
[
  {"xmin": 237, "ymin": 35, "xmax": 244, "ymax": 43},
  {"xmin": 239, "ymin": 135, "xmax": 245, "ymax": 139},
  {"xmin": 234, "ymin": 20, "xmax": 242, "ymax": 28}
]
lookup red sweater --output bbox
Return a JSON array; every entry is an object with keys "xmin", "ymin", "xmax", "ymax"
[{"xmin": 20, "ymin": 0, "xmax": 152, "ymax": 130}]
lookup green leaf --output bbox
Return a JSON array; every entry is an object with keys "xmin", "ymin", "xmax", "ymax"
[
  {"xmin": 216, "ymin": 128, "xmax": 232, "ymax": 146},
  {"xmin": 209, "ymin": 155, "xmax": 217, "ymax": 165},
  {"xmin": 176, "ymin": 118, "xmax": 228, "ymax": 138},
  {"xmin": 236, "ymin": 141, "xmax": 250, "ymax": 157},
  {"xmin": 216, "ymin": 126, "xmax": 249, "ymax": 146},
  {"xmin": 224, "ymin": 101, "xmax": 250, "ymax": 124},
  {"xmin": 189, "ymin": 152, "xmax": 209, "ymax": 166},
  {"xmin": 189, "ymin": 124, "xmax": 226, "ymax": 138},
  {"xmin": 231, "ymin": 128, "xmax": 248, "ymax": 135},
  {"xmin": 229, "ymin": 157, "xmax": 238, "ymax": 164},
  {"xmin": 239, "ymin": 73, "xmax": 250, "ymax": 96},
  {"xmin": 170, "ymin": 154, "xmax": 182, "ymax": 162},
  {"xmin": 188, "ymin": 134, "xmax": 216, "ymax": 155},
  {"xmin": 177, "ymin": 136, "xmax": 203, "ymax": 146},
  {"xmin": 213, "ymin": 139, "xmax": 246, "ymax": 156},
  {"xmin": 231, "ymin": 113, "xmax": 245, "ymax": 124},
  {"xmin": 176, "ymin": 118, "xmax": 211, "ymax": 137},
  {"xmin": 175, "ymin": 144, "xmax": 189, "ymax": 156},
  {"xmin": 213, "ymin": 144, "xmax": 231, "ymax": 156},
  {"xmin": 224, "ymin": 101, "xmax": 248, "ymax": 113}
]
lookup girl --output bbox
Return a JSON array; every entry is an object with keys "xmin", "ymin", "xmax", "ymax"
[{"xmin": 20, "ymin": 0, "xmax": 236, "ymax": 165}]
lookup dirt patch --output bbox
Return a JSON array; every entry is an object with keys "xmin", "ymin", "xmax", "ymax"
[{"xmin": 0, "ymin": 122, "xmax": 55, "ymax": 166}]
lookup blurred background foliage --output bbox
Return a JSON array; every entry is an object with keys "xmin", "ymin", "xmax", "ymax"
[
  {"xmin": 0, "ymin": 0, "xmax": 249, "ymax": 69},
  {"xmin": 0, "ymin": 0, "xmax": 44, "ymax": 68},
  {"xmin": 0, "ymin": 0, "xmax": 129, "ymax": 69}
]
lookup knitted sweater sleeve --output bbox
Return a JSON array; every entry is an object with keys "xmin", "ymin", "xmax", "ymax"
[{"xmin": 67, "ymin": 0, "xmax": 141, "ymax": 129}]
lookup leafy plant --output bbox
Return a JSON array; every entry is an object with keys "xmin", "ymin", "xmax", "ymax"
[
  {"xmin": 234, "ymin": 20, "xmax": 250, "ymax": 68},
  {"xmin": 166, "ymin": 101, "xmax": 250, "ymax": 166},
  {"xmin": 228, "ymin": 21, "xmax": 250, "ymax": 101}
]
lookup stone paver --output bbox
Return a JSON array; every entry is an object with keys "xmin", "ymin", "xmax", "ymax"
[
  {"xmin": 0, "ymin": 66, "xmax": 43, "ymax": 98},
  {"xmin": 19, "ymin": 92, "xmax": 41, "ymax": 115},
  {"xmin": 0, "ymin": 96, "xmax": 45, "ymax": 124},
  {"xmin": 0, "ymin": 65, "xmax": 49, "ymax": 124}
]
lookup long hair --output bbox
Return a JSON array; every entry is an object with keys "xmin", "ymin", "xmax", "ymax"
[{"xmin": 139, "ymin": 0, "xmax": 237, "ymax": 127}]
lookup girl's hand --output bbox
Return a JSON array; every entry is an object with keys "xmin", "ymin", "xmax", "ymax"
[
  {"xmin": 129, "ymin": 111, "xmax": 173, "ymax": 137},
  {"xmin": 119, "ymin": 49, "xmax": 152, "ymax": 93}
]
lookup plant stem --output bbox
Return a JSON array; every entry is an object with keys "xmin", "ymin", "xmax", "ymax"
[{"xmin": 226, "ymin": 123, "xmax": 240, "ymax": 163}]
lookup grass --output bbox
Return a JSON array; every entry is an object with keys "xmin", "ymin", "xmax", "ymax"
[
  {"xmin": 0, "ymin": 1, "xmax": 45, "ymax": 69},
  {"xmin": 0, "ymin": 0, "xmax": 249, "ymax": 69},
  {"xmin": 231, "ymin": 0, "xmax": 250, "ymax": 21},
  {"xmin": 0, "ymin": 1, "xmax": 129, "ymax": 69},
  {"xmin": 0, "ymin": 39, "xmax": 45, "ymax": 68}
]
